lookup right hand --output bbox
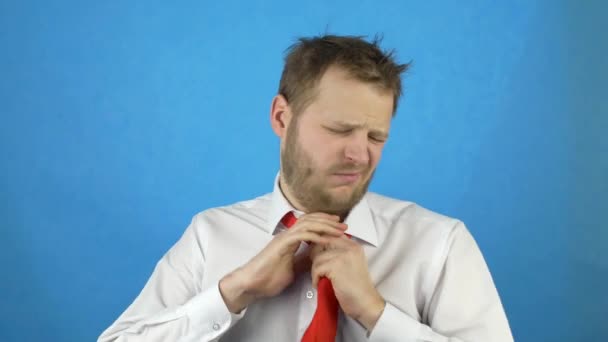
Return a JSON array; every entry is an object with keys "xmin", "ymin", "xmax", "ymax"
[{"xmin": 219, "ymin": 212, "xmax": 347, "ymax": 313}]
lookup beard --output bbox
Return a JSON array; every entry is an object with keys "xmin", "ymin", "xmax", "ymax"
[{"xmin": 281, "ymin": 118, "xmax": 374, "ymax": 216}]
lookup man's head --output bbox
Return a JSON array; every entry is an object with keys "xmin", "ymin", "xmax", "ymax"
[{"xmin": 270, "ymin": 34, "xmax": 410, "ymax": 216}]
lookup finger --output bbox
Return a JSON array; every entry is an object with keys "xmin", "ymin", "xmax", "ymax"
[
  {"xmin": 311, "ymin": 258, "xmax": 334, "ymax": 289},
  {"xmin": 311, "ymin": 233, "xmax": 356, "ymax": 258},
  {"xmin": 311, "ymin": 249, "xmax": 342, "ymax": 266},
  {"xmin": 311, "ymin": 226, "xmax": 346, "ymax": 238},
  {"xmin": 309, "ymin": 243, "xmax": 324, "ymax": 260},
  {"xmin": 291, "ymin": 220, "xmax": 347, "ymax": 237},
  {"xmin": 323, "ymin": 234, "xmax": 355, "ymax": 249},
  {"xmin": 309, "ymin": 239, "xmax": 343, "ymax": 256},
  {"xmin": 300, "ymin": 212, "xmax": 341, "ymax": 221},
  {"xmin": 285, "ymin": 231, "xmax": 330, "ymax": 247},
  {"xmin": 296, "ymin": 216, "xmax": 347, "ymax": 232},
  {"xmin": 295, "ymin": 216, "xmax": 347, "ymax": 231}
]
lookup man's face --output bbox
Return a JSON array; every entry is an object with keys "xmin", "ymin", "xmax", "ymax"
[{"xmin": 281, "ymin": 67, "xmax": 394, "ymax": 215}]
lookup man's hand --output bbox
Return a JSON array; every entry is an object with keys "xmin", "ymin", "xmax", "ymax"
[
  {"xmin": 310, "ymin": 235, "xmax": 386, "ymax": 331},
  {"xmin": 219, "ymin": 213, "xmax": 347, "ymax": 313}
]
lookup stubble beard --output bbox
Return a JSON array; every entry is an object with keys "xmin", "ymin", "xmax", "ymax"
[{"xmin": 281, "ymin": 119, "xmax": 374, "ymax": 216}]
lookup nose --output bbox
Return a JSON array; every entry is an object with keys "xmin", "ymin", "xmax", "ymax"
[{"xmin": 344, "ymin": 132, "xmax": 370, "ymax": 165}]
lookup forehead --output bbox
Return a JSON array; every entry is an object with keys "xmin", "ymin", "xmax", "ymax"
[{"xmin": 304, "ymin": 67, "xmax": 394, "ymax": 127}]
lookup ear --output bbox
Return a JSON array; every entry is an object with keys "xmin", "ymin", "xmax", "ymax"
[{"xmin": 270, "ymin": 94, "xmax": 292, "ymax": 139}]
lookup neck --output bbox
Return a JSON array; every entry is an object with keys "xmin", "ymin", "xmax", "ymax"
[{"xmin": 278, "ymin": 172, "xmax": 350, "ymax": 221}]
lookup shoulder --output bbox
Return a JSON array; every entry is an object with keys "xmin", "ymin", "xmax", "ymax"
[
  {"xmin": 168, "ymin": 193, "xmax": 274, "ymax": 257},
  {"xmin": 190, "ymin": 192, "xmax": 273, "ymax": 226},
  {"xmin": 366, "ymin": 192, "xmax": 459, "ymax": 225},
  {"xmin": 364, "ymin": 192, "xmax": 465, "ymax": 240}
]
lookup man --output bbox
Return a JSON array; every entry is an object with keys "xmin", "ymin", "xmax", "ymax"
[{"xmin": 99, "ymin": 35, "xmax": 513, "ymax": 341}]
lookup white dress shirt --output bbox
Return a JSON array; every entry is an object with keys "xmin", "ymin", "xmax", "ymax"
[{"xmin": 99, "ymin": 175, "xmax": 513, "ymax": 341}]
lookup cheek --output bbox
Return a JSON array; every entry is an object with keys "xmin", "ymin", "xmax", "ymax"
[
  {"xmin": 369, "ymin": 145, "xmax": 384, "ymax": 167},
  {"xmin": 313, "ymin": 149, "xmax": 336, "ymax": 170},
  {"xmin": 302, "ymin": 135, "xmax": 336, "ymax": 163}
]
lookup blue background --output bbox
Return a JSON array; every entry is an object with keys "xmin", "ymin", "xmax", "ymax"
[{"xmin": 1, "ymin": 1, "xmax": 606, "ymax": 341}]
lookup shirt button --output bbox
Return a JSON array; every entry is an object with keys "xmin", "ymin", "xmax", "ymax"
[
  {"xmin": 306, "ymin": 290, "xmax": 314, "ymax": 299},
  {"xmin": 212, "ymin": 323, "xmax": 221, "ymax": 331}
]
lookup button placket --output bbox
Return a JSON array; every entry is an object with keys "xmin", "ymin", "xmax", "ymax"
[{"xmin": 297, "ymin": 276, "xmax": 317, "ymax": 337}]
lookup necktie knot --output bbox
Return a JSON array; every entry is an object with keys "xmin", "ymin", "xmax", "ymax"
[{"xmin": 281, "ymin": 211, "xmax": 298, "ymax": 229}]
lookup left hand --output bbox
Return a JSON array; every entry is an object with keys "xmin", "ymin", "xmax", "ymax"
[{"xmin": 309, "ymin": 234, "xmax": 386, "ymax": 331}]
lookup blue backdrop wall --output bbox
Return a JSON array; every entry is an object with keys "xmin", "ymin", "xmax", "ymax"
[{"xmin": 1, "ymin": 1, "xmax": 606, "ymax": 341}]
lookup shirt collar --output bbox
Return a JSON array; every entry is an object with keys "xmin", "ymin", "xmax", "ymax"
[{"xmin": 266, "ymin": 172, "xmax": 378, "ymax": 247}]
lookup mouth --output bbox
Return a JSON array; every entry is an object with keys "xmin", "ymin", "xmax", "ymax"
[{"xmin": 331, "ymin": 172, "xmax": 361, "ymax": 184}]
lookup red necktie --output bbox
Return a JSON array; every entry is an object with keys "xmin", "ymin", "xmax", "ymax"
[{"xmin": 281, "ymin": 212, "xmax": 340, "ymax": 342}]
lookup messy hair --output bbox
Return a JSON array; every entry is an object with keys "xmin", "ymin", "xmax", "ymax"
[{"xmin": 278, "ymin": 34, "xmax": 410, "ymax": 116}]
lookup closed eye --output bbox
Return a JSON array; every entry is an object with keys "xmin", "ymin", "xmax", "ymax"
[
  {"xmin": 326, "ymin": 127, "xmax": 352, "ymax": 135},
  {"xmin": 369, "ymin": 135, "xmax": 386, "ymax": 143}
]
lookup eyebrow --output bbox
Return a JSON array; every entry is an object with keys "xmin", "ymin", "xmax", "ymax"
[{"xmin": 330, "ymin": 121, "xmax": 389, "ymax": 139}]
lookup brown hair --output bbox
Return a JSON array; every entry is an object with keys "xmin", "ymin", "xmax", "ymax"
[{"xmin": 278, "ymin": 34, "xmax": 410, "ymax": 116}]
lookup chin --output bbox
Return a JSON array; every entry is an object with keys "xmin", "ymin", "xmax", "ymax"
[{"xmin": 329, "ymin": 189, "xmax": 363, "ymax": 206}]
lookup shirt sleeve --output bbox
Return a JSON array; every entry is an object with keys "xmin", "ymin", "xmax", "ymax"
[
  {"xmin": 367, "ymin": 222, "xmax": 513, "ymax": 342},
  {"xmin": 98, "ymin": 217, "xmax": 246, "ymax": 342}
]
